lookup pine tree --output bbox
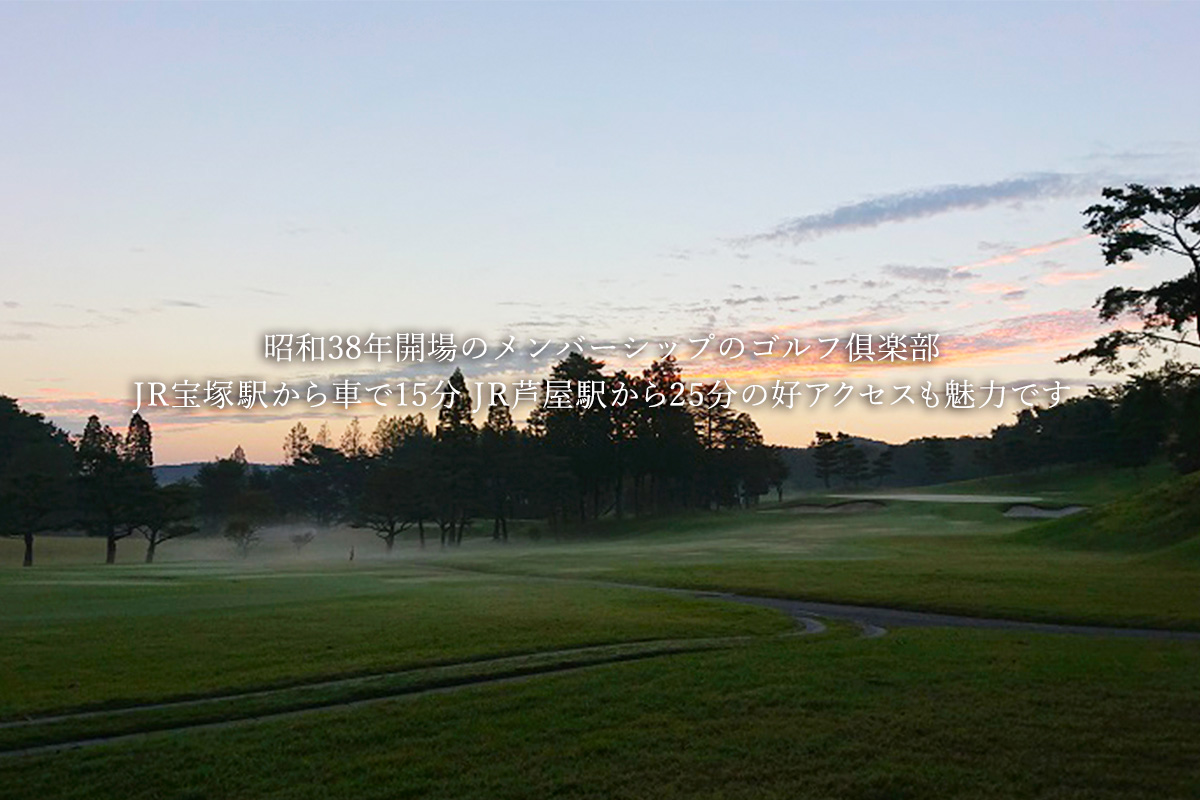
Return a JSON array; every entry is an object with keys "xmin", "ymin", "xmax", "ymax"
[
  {"xmin": 78, "ymin": 414, "xmax": 156, "ymax": 564},
  {"xmin": 122, "ymin": 413, "xmax": 153, "ymax": 468},
  {"xmin": 283, "ymin": 422, "xmax": 312, "ymax": 464},
  {"xmin": 811, "ymin": 431, "xmax": 838, "ymax": 489},
  {"xmin": 314, "ymin": 422, "xmax": 332, "ymax": 448},
  {"xmin": 340, "ymin": 418, "xmax": 367, "ymax": 458}
]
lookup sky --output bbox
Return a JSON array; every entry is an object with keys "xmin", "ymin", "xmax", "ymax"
[{"xmin": 2, "ymin": 2, "xmax": 1198, "ymax": 464}]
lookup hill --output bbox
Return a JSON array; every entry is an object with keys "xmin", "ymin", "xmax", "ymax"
[
  {"xmin": 153, "ymin": 462, "xmax": 277, "ymax": 485},
  {"xmin": 1013, "ymin": 471, "xmax": 1200, "ymax": 557}
]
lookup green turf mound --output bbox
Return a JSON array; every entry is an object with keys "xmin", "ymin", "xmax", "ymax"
[{"xmin": 1012, "ymin": 471, "xmax": 1200, "ymax": 555}]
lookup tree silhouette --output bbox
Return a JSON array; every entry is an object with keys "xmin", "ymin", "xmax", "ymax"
[
  {"xmin": 353, "ymin": 461, "xmax": 418, "ymax": 552},
  {"xmin": 340, "ymin": 418, "xmax": 368, "ymax": 458},
  {"xmin": 543, "ymin": 354, "xmax": 614, "ymax": 521},
  {"xmin": 122, "ymin": 413, "xmax": 153, "ymax": 468},
  {"xmin": 314, "ymin": 423, "xmax": 332, "ymax": 448},
  {"xmin": 1061, "ymin": 184, "xmax": 1200, "ymax": 373},
  {"xmin": 289, "ymin": 531, "xmax": 315, "ymax": 553},
  {"xmin": 481, "ymin": 399, "xmax": 517, "ymax": 541},
  {"xmin": 0, "ymin": 396, "xmax": 75, "ymax": 566},
  {"xmin": 836, "ymin": 436, "xmax": 869, "ymax": 488},
  {"xmin": 77, "ymin": 414, "xmax": 156, "ymax": 564},
  {"xmin": 871, "ymin": 447, "xmax": 896, "ymax": 487},
  {"xmin": 139, "ymin": 482, "xmax": 197, "ymax": 563},
  {"xmin": 923, "ymin": 438, "xmax": 951, "ymax": 484},
  {"xmin": 283, "ymin": 422, "xmax": 313, "ymax": 464},
  {"xmin": 811, "ymin": 431, "xmax": 838, "ymax": 489},
  {"xmin": 434, "ymin": 369, "xmax": 478, "ymax": 546}
]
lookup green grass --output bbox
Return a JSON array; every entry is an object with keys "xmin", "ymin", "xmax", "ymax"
[
  {"xmin": 908, "ymin": 460, "xmax": 1175, "ymax": 505},
  {"xmin": 424, "ymin": 492, "xmax": 1200, "ymax": 629},
  {"xmin": 1014, "ymin": 471, "xmax": 1200, "ymax": 555},
  {"xmin": 4, "ymin": 464, "xmax": 1200, "ymax": 798},
  {"xmin": 3, "ymin": 630, "xmax": 1198, "ymax": 799},
  {"xmin": 0, "ymin": 563, "xmax": 788, "ymax": 719}
]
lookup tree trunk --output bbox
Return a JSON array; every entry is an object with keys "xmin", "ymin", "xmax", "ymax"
[
  {"xmin": 23, "ymin": 533, "xmax": 33, "ymax": 567},
  {"xmin": 145, "ymin": 537, "xmax": 157, "ymax": 564},
  {"xmin": 418, "ymin": 519, "xmax": 425, "ymax": 549},
  {"xmin": 105, "ymin": 535, "xmax": 117, "ymax": 565},
  {"xmin": 385, "ymin": 534, "xmax": 395, "ymax": 553}
]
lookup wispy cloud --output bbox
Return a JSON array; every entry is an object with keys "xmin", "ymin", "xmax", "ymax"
[
  {"xmin": 723, "ymin": 295, "xmax": 769, "ymax": 307},
  {"xmin": 883, "ymin": 265, "xmax": 976, "ymax": 283},
  {"xmin": 952, "ymin": 234, "xmax": 1093, "ymax": 274},
  {"xmin": 246, "ymin": 287, "xmax": 288, "ymax": 298},
  {"xmin": 941, "ymin": 309, "xmax": 1109, "ymax": 363},
  {"xmin": 969, "ymin": 282, "xmax": 1025, "ymax": 296},
  {"xmin": 162, "ymin": 299, "xmax": 207, "ymax": 309},
  {"xmin": 1039, "ymin": 269, "xmax": 1105, "ymax": 286},
  {"xmin": 737, "ymin": 173, "xmax": 1092, "ymax": 245}
]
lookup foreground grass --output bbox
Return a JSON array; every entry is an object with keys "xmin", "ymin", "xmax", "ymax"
[
  {"xmin": 4, "ymin": 629, "xmax": 1198, "ymax": 799},
  {"xmin": 0, "ymin": 563, "xmax": 787, "ymax": 719}
]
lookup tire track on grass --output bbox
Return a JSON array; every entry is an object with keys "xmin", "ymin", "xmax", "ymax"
[{"xmin": 0, "ymin": 603, "xmax": 829, "ymax": 757}]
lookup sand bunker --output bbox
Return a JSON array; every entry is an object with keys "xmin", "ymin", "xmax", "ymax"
[
  {"xmin": 1003, "ymin": 504, "xmax": 1087, "ymax": 519},
  {"xmin": 830, "ymin": 493, "xmax": 1042, "ymax": 504},
  {"xmin": 782, "ymin": 501, "xmax": 886, "ymax": 514}
]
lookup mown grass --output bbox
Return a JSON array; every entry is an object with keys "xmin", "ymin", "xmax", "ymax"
[
  {"xmin": 0, "ymin": 564, "xmax": 788, "ymax": 719},
  {"xmin": 3, "ymin": 464, "xmax": 1200, "ymax": 798},
  {"xmin": 3, "ymin": 629, "xmax": 1198, "ymax": 799},
  {"xmin": 424, "ymin": 489, "xmax": 1200, "ymax": 629},
  {"xmin": 2, "ymin": 630, "xmax": 861, "ymax": 753}
]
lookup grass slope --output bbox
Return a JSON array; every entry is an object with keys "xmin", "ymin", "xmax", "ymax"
[
  {"xmin": 907, "ymin": 461, "xmax": 1175, "ymax": 506},
  {"xmin": 1013, "ymin": 471, "xmax": 1200, "ymax": 556}
]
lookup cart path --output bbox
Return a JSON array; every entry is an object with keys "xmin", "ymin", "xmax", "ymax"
[{"xmin": 439, "ymin": 566, "xmax": 1200, "ymax": 643}]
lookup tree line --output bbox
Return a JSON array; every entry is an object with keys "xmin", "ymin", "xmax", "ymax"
[
  {"xmin": 0, "ymin": 400, "xmax": 197, "ymax": 566},
  {"xmin": 0, "ymin": 353, "xmax": 788, "ymax": 564},
  {"xmin": 800, "ymin": 375, "xmax": 1199, "ymax": 492},
  {"xmin": 262, "ymin": 353, "xmax": 789, "ymax": 552},
  {"xmin": 802, "ymin": 183, "xmax": 1200, "ymax": 489}
]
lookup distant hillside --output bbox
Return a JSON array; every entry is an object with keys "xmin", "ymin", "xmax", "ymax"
[
  {"xmin": 1013, "ymin": 471, "xmax": 1200, "ymax": 558},
  {"xmin": 778, "ymin": 434, "xmax": 992, "ymax": 490},
  {"xmin": 153, "ymin": 463, "xmax": 277, "ymax": 485}
]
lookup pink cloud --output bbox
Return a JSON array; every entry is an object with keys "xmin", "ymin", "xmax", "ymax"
[
  {"xmin": 1039, "ymin": 270, "xmax": 1105, "ymax": 286},
  {"xmin": 969, "ymin": 281, "xmax": 1025, "ymax": 295},
  {"xmin": 952, "ymin": 234, "xmax": 1093, "ymax": 274}
]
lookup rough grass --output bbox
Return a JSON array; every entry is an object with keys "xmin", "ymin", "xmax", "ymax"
[
  {"xmin": 910, "ymin": 460, "xmax": 1175, "ymax": 505},
  {"xmin": 1012, "ymin": 471, "xmax": 1200, "ymax": 556}
]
